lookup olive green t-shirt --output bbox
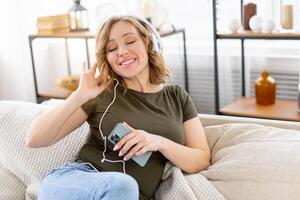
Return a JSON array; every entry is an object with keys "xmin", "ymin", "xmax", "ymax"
[{"xmin": 79, "ymin": 85, "xmax": 198, "ymax": 200}]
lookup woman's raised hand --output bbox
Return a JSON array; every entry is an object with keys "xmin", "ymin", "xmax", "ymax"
[{"xmin": 75, "ymin": 62, "xmax": 106, "ymax": 101}]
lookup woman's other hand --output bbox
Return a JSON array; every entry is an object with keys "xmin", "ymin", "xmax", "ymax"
[
  {"xmin": 113, "ymin": 122, "xmax": 164, "ymax": 161},
  {"xmin": 75, "ymin": 63, "xmax": 106, "ymax": 101}
]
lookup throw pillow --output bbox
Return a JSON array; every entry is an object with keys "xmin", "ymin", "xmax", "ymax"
[{"xmin": 202, "ymin": 123, "xmax": 300, "ymax": 200}]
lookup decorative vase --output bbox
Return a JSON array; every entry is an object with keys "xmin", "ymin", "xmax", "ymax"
[
  {"xmin": 249, "ymin": 15, "xmax": 262, "ymax": 33},
  {"xmin": 262, "ymin": 19, "xmax": 275, "ymax": 33},
  {"xmin": 281, "ymin": 0, "xmax": 294, "ymax": 29},
  {"xmin": 243, "ymin": 2, "xmax": 257, "ymax": 30},
  {"xmin": 255, "ymin": 70, "xmax": 276, "ymax": 105},
  {"xmin": 228, "ymin": 19, "xmax": 241, "ymax": 33}
]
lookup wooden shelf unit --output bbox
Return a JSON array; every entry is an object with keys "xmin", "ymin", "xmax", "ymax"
[
  {"xmin": 212, "ymin": 0, "xmax": 300, "ymax": 122},
  {"xmin": 217, "ymin": 31, "xmax": 300, "ymax": 40},
  {"xmin": 30, "ymin": 31, "xmax": 94, "ymax": 39},
  {"xmin": 220, "ymin": 97, "xmax": 300, "ymax": 122}
]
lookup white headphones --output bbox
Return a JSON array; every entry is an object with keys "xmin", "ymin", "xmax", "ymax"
[{"xmin": 133, "ymin": 15, "xmax": 164, "ymax": 53}]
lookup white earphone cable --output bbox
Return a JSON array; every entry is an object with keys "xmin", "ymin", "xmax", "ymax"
[{"xmin": 97, "ymin": 79, "xmax": 127, "ymax": 174}]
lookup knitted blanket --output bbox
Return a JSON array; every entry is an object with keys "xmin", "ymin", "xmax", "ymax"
[{"xmin": 155, "ymin": 162, "xmax": 225, "ymax": 200}]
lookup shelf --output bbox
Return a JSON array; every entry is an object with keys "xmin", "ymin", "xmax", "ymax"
[
  {"xmin": 39, "ymin": 87, "xmax": 73, "ymax": 99},
  {"xmin": 29, "ymin": 28, "xmax": 185, "ymax": 40},
  {"xmin": 29, "ymin": 31, "xmax": 94, "ymax": 39},
  {"xmin": 220, "ymin": 97, "xmax": 300, "ymax": 122},
  {"xmin": 217, "ymin": 31, "xmax": 300, "ymax": 40},
  {"xmin": 212, "ymin": 1, "xmax": 300, "ymax": 120}
]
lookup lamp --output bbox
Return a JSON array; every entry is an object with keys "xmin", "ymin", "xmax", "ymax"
[{"xmin": 68, "ymin": 0, "xmax": 89, "ymax": 31}]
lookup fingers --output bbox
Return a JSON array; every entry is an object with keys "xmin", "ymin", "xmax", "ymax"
[
  {"xmin": 114, "ymin": 124, "xmax": 136, "ymax": 150},
  {"xmin": 82, "ymin": 62, "xmax": 87, "ymax": 73},
  {"xmin": 112, "ymin": 124, "xmax": 149, "ymax": 161},
  {"xmin": 82, "ymin": 62, "xmax": 98, "ymax": 75},
  {"xmin": 123, "ymin": 142, "xmax": 145, "ymax": 161},
  {"xmin": 135, "ymin": 147, "xmax": 148, "ymax": 156},
  {"xmin": 114, "ymin": 131, "xmax": 136, "ymax": 151},
  {"xmin": 91, "ymin": 63, "xmax": 97, "ymax": 75},
  {"xmin": 118, "ymin": 134, "xmax": 143, "ymax": 157}
]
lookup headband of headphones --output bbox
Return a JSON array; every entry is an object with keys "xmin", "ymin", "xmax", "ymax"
[
  {"xmin": 101, "ymin": 15, "xmax": 164, "ymax": 53},
  {"xmin": 132, "ymin": 15, "xmax": 163, "ymax": 53}
]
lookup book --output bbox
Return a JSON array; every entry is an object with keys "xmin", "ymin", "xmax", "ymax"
[
  {"xmin": 38, "ymin": 27, "xmax": 71, "ymax": 34},
  {"xmin": 37, "ymin": 14, "xmax": 69, "ymax": 23},
  {"xmin": 37, "ymin": 14, "xmax": 70, "ymax": 30}
]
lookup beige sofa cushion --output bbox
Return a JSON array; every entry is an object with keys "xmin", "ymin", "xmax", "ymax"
[
  {"xmin": 202, "ymin": 123, "xmax": 300, "ymax": 200},
  {"xmin": 0, "ymin": 100, "xmax": 90, "ymax": 199}
]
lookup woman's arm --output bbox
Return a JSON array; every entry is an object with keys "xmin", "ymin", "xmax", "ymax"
[
  {"xmin": 159, "ymin": 117, "xmax": 211, "ymax": 173},
  {"xmin": 116, "ymin": 117, "xmax": 211, "ymax": 174},
  {"xmin": 25, "ymin": 64, "xmax": 105, "ymax": 148},
  {"xmin": 25, "ymin": 92, "xmax": 88, "ymax": 148}
]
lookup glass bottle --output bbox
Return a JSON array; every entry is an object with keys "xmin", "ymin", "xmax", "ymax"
[
  {"xmin": 255, "ymin": 70, "xmax": 276, "ymax": 105},
  {"xmin": 69, "ymin": 0, "xmax": 89, "ymax": 31},
  {"xmin": 281, "ymin": 0, "xmax": 294, "ymax": 29}
]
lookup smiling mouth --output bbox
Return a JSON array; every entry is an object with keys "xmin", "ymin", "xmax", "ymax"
[{"xmin": 119, "ymin": 58, "xmax": 136, "ymax": 68}]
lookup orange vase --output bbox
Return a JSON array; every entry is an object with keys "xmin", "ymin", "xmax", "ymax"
[{"xmin": 255, "ymin": 70, "xmax": 276, "ymax": 105}]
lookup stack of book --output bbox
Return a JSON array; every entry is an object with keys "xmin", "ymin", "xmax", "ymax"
[{"xmin": 37, "ymin": 14, "xmax": 70, "ymax": 34}]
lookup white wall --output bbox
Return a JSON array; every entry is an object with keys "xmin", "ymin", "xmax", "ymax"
[
  {"xmin": 0, "ymin": 0, "xmax": 70, "ymax": 101},
  {"xmin": 0, "ymin": 1, "xmax": 30, "ymax": 101}
]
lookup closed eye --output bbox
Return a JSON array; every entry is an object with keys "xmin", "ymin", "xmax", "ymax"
[
  {"xmin": 108, "ymin": 47, "xmax": 117, "ymax": 52},
  {"xmin": 127, "ymin": 40, "xmax": 136, "ymax": 45}
]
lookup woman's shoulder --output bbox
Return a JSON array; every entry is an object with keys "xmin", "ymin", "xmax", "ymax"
[
  {"xmin": 164, "ymin": 85, "xmax": 192, "ymax": 105},
  {"xmin": 164, "ymin": 85, "xmax": 187, "ymax": 95}
]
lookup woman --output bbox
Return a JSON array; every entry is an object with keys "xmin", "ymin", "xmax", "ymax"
[{"xmin": 26, "ymin": 15, "xmax": 211, "ymax": 200}]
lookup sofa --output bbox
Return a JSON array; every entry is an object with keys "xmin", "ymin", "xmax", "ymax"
[{"xmin": 1, "ymin": 100, "xmax": 300, "ymax": 200}]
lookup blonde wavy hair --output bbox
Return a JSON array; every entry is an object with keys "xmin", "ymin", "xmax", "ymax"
[{"xmin": 95, "ymin": 15, "xmax": 171, "ymax": 91}]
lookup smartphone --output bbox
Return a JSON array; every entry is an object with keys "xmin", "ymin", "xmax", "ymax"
[{"xmin": 107, "ymin": 123, "xmax": 152, "ymax": 167}]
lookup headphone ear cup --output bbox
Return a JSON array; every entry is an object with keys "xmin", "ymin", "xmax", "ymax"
[
  {"xmin": 149, "ymin": 27, "xmax": 163, "ymax": 53},
  {"xmin": 136, "ymin": 16, "xmax": 163, "ymax": 53},
  {"xmin": 150, "ymin": 32, "xmax": 162, "ymax": 53}
]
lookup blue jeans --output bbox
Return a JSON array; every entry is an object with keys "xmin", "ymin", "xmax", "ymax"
[{"xmin": 38, "ymin": 161, "xmax": 139, "ymax": 200}]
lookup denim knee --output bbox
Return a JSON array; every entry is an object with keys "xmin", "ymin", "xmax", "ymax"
[
  {"xmin": 103, "ymin": 172, "xmax": 139, "ymax": 199},
  {"xmin": 116, "ymin": 173, "xmax": 139, "ymax": 192}
]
